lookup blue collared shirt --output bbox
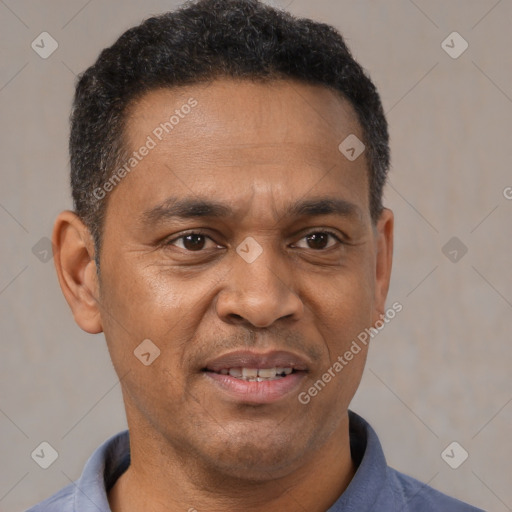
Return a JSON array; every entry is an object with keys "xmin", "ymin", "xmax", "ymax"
[{"xmin": 27, "ymin": 411, "xmax": 484, "ymax": 511}]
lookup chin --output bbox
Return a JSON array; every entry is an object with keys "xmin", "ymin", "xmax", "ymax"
[{"xmin": 198, "ymin": 425, "xmax": 312, "ymax": 481}]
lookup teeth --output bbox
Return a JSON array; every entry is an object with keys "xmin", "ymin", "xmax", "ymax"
[
  {"xmin": 242, "ymin": 368, "xmax": 258, "ymax": 378},
  {"xmin": 220, "ymin": 367, "xmax": 294, "ymax": 381},
  {"xmin": 257, "ymin": 368, "xmax": 277, "ymax": 378}
]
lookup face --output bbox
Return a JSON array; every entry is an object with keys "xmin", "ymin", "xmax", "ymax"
[{"xmin": 67, "ymin": 79, "xmax": 393, "ymax": 480}]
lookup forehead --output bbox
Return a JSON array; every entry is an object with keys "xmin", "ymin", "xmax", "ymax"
[
  {"xmin": 111, "ymin": 78, "xmax": 369, "ymax": 222},
  {"xmin": 125, "ymin": 78, "xmax": 363, "ymax": 150}
]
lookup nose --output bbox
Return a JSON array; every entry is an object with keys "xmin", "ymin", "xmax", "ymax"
[{"xmin": 215, "ymin": 245, "xmax": 304, "ymax": 328}]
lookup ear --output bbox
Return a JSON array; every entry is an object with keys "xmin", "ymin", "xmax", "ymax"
[
  {"xmin": 372, "ymin": 207, "xmax": 394, "ymax": 323},
  {"xmin": 52, "ymin": 210, "xmax": 103, "ymax": 334}
]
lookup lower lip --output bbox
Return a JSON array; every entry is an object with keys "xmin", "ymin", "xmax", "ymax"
[{"xmin": 204, "ymin": 371, "xmax": 306, "ymax": 404}]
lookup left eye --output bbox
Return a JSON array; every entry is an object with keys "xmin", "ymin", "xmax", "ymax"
[{"xmin": 294, "ymin": 231, "xmax": 342, "ymax": 250}]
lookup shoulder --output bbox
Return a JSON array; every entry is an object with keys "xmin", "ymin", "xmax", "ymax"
[
  {"xmin": 387, "ymin": 467, "xmax": 485, "ymax": 511},
  {"xmin": 25, "ymin": 429, "xmax": 130, "ymax": 512},
  {"xmin": 25, "ymin": 483, "xmax": 75, "ymax": 512},
  {"xmin": 330, "ymin": 412, "xmax": 484, "ymax": 511}
]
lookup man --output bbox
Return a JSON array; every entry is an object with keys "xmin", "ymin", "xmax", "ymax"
[{"xmin": 28, "ymin": 0, "xmax": 483, "ymax": 510}]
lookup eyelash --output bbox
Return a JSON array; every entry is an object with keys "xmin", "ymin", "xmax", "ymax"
[{"xmin": 166, "ymin": 229, "xmax": 345, "ymax": 251}]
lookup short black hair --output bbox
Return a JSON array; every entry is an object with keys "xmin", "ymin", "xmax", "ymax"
[{"xmin": 70, "ymin": 0, "xmax": 390, "ymax": 257}]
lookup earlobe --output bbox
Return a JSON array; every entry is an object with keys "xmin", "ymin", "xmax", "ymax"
[
  {"xmin": 52, "ymin": 211, "xmax": 103, "ymax": 334},
  {"xmin": 372, "ymin": 208, "xmax": 394, "ymax": 324}
]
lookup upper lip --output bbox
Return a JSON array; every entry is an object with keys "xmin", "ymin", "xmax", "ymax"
[{"xmin": 203, "ymin": 350, "xmax": 310, "ymax": 372}]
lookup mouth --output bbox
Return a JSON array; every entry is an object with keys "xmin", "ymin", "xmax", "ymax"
[
  {"xmin": 201, "ymin": 350, "xmax": 309, "ymax": 404},
  {"xmin": 205, "ymin": 366, "xmax": 296, "ymax": 381}
]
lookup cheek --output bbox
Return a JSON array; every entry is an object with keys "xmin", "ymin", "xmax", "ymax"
[
  {"xmin": 311, "ymin": 266, "xmax": 375, "ymax": 342},
  {"xmin": 100, "ymin": 257, "xmax": 191, "ymax": 338},
  {"xmin": 98, "ymin": 258, "xmax": 223, "ymax": 378},
  {"xmin": 303, "ymin": 265, "xmax": 373, "ymax": 400},
  {"xmin": 98, "ymin": 267, "xmax": 193, "ymax": 421}
]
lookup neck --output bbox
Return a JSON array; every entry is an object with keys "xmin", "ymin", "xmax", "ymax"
[{"xmin": 108, "ymin": 415, "xmax": 355, "ymax": 512}]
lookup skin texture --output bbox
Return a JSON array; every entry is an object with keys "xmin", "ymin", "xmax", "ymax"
[{"xmin": 53, "ymin": 79, "xmax": 394, "ymax": 512}]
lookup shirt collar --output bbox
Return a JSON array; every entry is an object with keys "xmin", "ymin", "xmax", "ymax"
[
  {"xmin": 326, "ymin": 410, "xmax": 388, "ymax": 511},
  {"xmin": 72, "ymin": 410, "xmax": 386, "ymax": 511},
  {"xmin": 74, "ymin": 430, "xmax": 130, "ymax": 511}
]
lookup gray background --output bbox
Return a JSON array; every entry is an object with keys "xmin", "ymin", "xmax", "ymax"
[{"xmin": 1, "ymin": 0, "xmax": 511, "ymax": 511}]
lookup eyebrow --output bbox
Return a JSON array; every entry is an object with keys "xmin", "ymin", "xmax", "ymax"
[{"xmin": 140, "ymin": 196, "xmax": 362, "ymax": 225}]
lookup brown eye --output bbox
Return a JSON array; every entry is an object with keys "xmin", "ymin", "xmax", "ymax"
[
  {"xmin": 295, "ymin": 231, "xmax": 342, "ymax": 250},
  {"xmin": 181, "ymin": 234, "xmax": 206, "ymax": 251},
  {"xmin": 307, "ymin": 233, "xmax": 329, "ymax": 250},
  {"xmin": 167, "ymin": 232, "xmax": 217, "ymax": 251}
]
